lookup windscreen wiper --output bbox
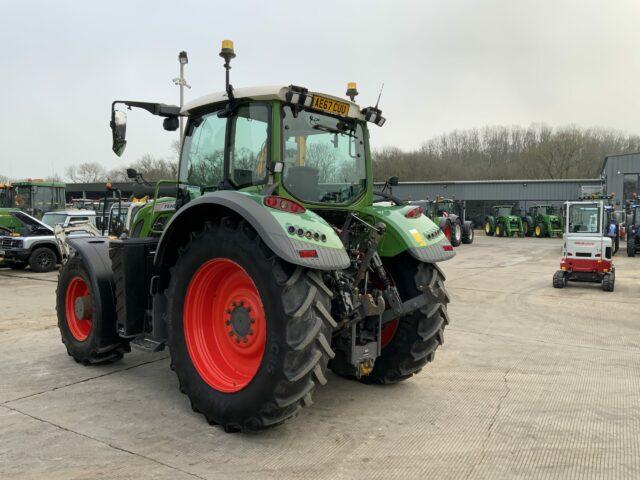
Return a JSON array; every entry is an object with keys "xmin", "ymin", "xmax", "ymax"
[{"xmin": 312, "ymin": 124, "xmax": 355, "ymax": 138}]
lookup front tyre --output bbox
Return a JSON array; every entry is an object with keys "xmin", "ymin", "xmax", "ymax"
[
  {"xmin": 166, "ymin": 219, "xmax": 334, "ymax": 432},
  {"xmin": 552, "ymin": 270, "xmax": 566, "ymax": 288},
  {"xmin": 484, "ymin": 221, "xmax": 494, "ymax": 236},
  {"xmin": 451, "ymin": 221, "xmax": 462, "ymax": 247},
  {"xmin": 361, "ymin": 255, "xmax": 449, "ymax": 384},
  {"xmin": 30, "ymin": 246, "xmax": 57, "ymax": 272},
  {"xmin": 56, "ymin": 256, "xmax": 130, "ymax": 364},
  {"xmin": 627, "ymin": 236, "xmax": 636, "ymax": 257}
]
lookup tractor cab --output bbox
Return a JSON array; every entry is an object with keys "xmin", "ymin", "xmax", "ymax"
[
  {"xmin": 10, "ymin": 181, "xmax": 66, "ymax": 218},
  {"xmin": 553, "ymin": 200, "xmax": 614, "ymax": 291}
]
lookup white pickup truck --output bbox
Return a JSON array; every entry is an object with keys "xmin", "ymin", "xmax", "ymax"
[{"xmin": 0, "ymin": 210, "xmax": 97, "ymax": 272}]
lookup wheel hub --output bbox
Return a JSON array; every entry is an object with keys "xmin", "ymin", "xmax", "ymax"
[
  {"xmin": 226, "ymin": 302, "xmax": 255, "ymax": 342},
  {"xmin": 74, "ymin": 296, "xmax": 93, "ymax": 321}
]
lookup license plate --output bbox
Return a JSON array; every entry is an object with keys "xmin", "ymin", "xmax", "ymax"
[{"xmin": 311, "ymin": 95, "xmax": 350, "ymax": 116}]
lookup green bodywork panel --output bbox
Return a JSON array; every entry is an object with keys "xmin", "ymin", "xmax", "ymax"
[
  {"xmin": 361, "ymin": 204, "xmax": 444, "ymax": 257},
  {"xmin": 0, "ymin": 208, "xmax": 21, "ymax": 233},
  {"xmin": 238, "ymin": 192, "xmax": 344, "ymax": 250},
  {"xmin": 130, "ymin": 197, "xmax": 176, "ymax": 238}
]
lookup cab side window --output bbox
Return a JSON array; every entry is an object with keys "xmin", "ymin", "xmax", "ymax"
[
  {"xmin": 180, "ymin": 111, "xmax": 226, "ymax": 188},
  {"xmin": 229, "ymin": 103, "xmax": 270, "ymax": 187}
]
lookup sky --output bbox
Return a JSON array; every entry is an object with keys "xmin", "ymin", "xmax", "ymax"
[{"xmin": 1, "ymin": 0, "xmax": 639, "ymax": 179}]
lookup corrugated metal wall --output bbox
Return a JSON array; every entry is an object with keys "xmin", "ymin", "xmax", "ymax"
[
  {"xmin": 387, "ymin": 179, "xmax": 603, "ymax": 202},
  {"xmin": 602, "ymin": 153, "xmax": 640, "ymax": 204}
]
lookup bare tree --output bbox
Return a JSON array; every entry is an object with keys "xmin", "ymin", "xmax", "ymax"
[{"xmin": 65, "ymin": 162, "xmax": 108, "ymax": 182}]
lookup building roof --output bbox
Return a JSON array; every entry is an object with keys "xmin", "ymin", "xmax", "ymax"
[
  {"xmin": 181, "ymin": 85, "xmax": 362, "ymax": 119},
  {"xmin": 601, "ymin": 151, "xmax": 640, "ymax": 174}
]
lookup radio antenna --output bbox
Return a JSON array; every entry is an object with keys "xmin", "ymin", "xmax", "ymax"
[{"xmin": 374, "ymin": 82, "xmax": 385, "ymax": 109}]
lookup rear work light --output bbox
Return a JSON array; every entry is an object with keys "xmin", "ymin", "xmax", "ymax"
[
  {"xmin": 405, "ymin": 206, "xmax": 423, "ymax": 218},
  {"xmin": 263, "ymin": 195, "xmax": 306, "ymax": 214}
]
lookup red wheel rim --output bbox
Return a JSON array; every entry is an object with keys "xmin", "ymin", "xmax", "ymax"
[
  {"xmin": 183, "ymin": 259, "xmax": 266, "ymax": 393},
  {"xmin": 444, "ymin": 224, "xmax": 452, "ymax": 241},
  {"xmin": 372, "ymin": 270, "xmax": 400, "ymax": 349},
  {"xmin": 65, "ymin": 276, "xmax": 92, "ymax": 341},
  {"xmin": 381, "ymin": 319, "xmax": 399, "ymax": 348}
]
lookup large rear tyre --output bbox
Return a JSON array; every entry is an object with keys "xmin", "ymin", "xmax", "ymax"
[
  {"xmin": 166, "ymin": 219, "xmax": 334, "ymax": 432},
  {"xmin": 331, "ymin": 254, "xmax": 449, "ymax": 385},
  {"xmin": 56, "ymin": 256, "xmax": 130, "ymax": 364}
]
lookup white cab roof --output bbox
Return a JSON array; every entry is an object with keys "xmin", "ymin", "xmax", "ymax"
[{"xmin": 181, "ymin": 85, "xmax": 364, "ymax": 120}]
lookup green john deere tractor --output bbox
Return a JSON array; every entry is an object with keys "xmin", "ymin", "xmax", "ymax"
[
  {"xmin": 484, "ymin": 205, "xmax": 524, "ymax": 237},
  {"xmin": 522, "ymin": 204, "xmax": 563, "ymax": 237},
  {"xmin": 55, "ymin": 41, "xmax": 454, "ymax": 432},
  {"xmin": 0, "ymin": 181, "xmax": 66, "ymax": 233}
]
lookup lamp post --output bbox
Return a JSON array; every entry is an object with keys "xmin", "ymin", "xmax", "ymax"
[{"xmin": 173, "ymin": 50, "xmax": 191, "ymax": 139}]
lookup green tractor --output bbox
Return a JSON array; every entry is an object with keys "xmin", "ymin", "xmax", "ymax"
[
  {"xmin": 483, "ymin": 205, "xmax": 524, "ymax": 237},
  {"xmin": 55, "ymin": 41, "xmax": 454, "ymax": 432},
  {"xmin": 0, "ymin": 180, "xmax": 66, "ymax": 233},
  {"xmin": 522, "ymin": 204, "xmax": 563, "ymax": 238}
]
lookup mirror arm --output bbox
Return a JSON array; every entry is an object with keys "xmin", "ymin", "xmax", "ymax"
[{"xmin": 111, "ymin": 100, "xmax": 182, "ymax": 118}]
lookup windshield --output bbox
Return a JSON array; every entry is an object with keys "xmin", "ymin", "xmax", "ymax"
[
  {"xmin": 282, "ymin": 106, "xmax": 366, "ymax": 204},
  {"xmin": 41, "ymin": 213, "xmax": 67, "ymax": 227},
  {"xmin": 568, "ymin": 203, "xmax": 600, "ymax": 233},
  {"xmin": 14, "ymin": 186, "xmax": 32, "ymax": 211},
  {"xmin": 0, "ymin": 187, "xmax": 12, "ymax": 208},
  {"xmin": 496, "ymin": 207, "xmax": 512, "ymax": 216},
  {"xmin": 537, "ymin": 206, "xmax": 554, "ymax": 215}
]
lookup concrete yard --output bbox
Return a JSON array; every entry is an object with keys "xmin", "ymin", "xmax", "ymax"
[{"xmin": 1, "ymin": 236, "xmax": 639, "ymax": 479}]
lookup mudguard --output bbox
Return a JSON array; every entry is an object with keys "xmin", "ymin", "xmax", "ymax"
[
  {"xmin": 362, "ymin": 204, "xmax": 455, "ymax": 263},
  {"xmin": 66, "ymin": 237, "xmax": 117, "ymax": 327},
  {"xmin": 154, "ymin": 190, "xmax": 350, "ymax": 271}
]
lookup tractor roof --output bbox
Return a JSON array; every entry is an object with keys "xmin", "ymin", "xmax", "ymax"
[{"xmin": 182, "ymin": 85, "xmax": 363, "ymax": 119}]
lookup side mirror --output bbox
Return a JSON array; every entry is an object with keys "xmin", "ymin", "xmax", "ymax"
[
  {"xmin": 163, "ymin": 116, "xmax": 179, "ymax": 131},
  {"xmin": 111, "ymin": 110, "xmax": 127, "ymax": 156},
  {"xmin": 126, "ymin": 168, "xmax": 138, "ymax": 180},
  {"xmin": 388, "ymin": 176, "xmax": 399, "ymax": 186}
]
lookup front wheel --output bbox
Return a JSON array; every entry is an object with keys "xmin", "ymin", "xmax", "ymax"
[
  {"xmin": 451, "ymin": 221, "xmax": 462, "ymax": 247},
  {"xmin": 462, "ymin": 224, "xmax": 474, "ymax": 244},
  {"xmin": 484, "ymin": 221, "xmax": 494, "ymax": 236},
  {"xmin": 627, "ymin": 237, "xmax": 636, "ymax": 257},
  {"xmin": 344, "ymin": 255, "xmax": 449, "ymax": 384},
  {"xmin": 534, "ymin": 223, "xmax": 546, "ymax": 238},
  {"xmin": 552, "ymin": 270, "xmax": 566, "ymax": 288},
  {"xmin": 30, "ymin": 246, "xmax": 57, "ymax": 272},
  {"xmin": 56, "ymin": 256, "xmax": 130, "ymax": 364},
  {"xmin": 495, "ymin": 223, "xmax": 504, "ymax": 237},
  {"xmin": 602, "ymin": 273, "xmax": 615, "ymax": 292},
  {"xmin": 166, "ymin": 219, "xmax": 334, "ymax": 432}
]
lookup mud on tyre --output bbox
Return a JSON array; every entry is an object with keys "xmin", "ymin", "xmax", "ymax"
[{"xmin": 166, "ymin": 218, "xmax": 335, "ymax": 432}]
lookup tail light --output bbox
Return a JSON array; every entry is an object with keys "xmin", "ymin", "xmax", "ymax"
[
  {"xmin": 443, "ymin": 245, "xmax": 453, "ymax": 251},
  {"xmin": 264, "ymin": 195, "xmax": 306, "ymax": 214},
  {"xmin": 405, "ymin": 206, "xmax": 423, "ymax": 219},
  {"xmin": 299, "ymin": 249, "xmax": 318, "ymax": 258}
]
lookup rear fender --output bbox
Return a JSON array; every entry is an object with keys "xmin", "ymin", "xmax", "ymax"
[
  {"xmin": 154, "ymin": 191, "xmax": 350, "ymax": 272},
  {"xmin": 361, "ymin": 204, "xmax": 455, "ymax": 263}
]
